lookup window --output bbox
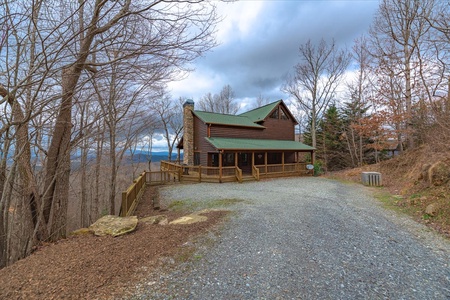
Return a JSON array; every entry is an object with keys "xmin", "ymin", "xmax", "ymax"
[
  {"xmin": 280, "ymin": 107, "xmax": 289, "ymax": 120},
  {"xmin": 270, "ymin": 107, "xmax": 289, "ymax": 120},
  {"xmin": 268, "ymin": 152, "xmax": 282, "ymax": 164},
  {"xmin": 223, "ymin": 153, "xmax": 235, "ymax": 166},
  {"xmin": 194, "ymin": 152, "xmax": 200, "ymax": 166},
  {"xmin": 270, "ymin": 108, "xmax": 279, "ymax": 119},
  {"xmin": 210, "ymin": 153, "xmax": 219, "ymax": 167}
]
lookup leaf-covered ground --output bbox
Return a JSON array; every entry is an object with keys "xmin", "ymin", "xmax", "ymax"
[{"xmin": 0, "ymin": 187, "xmax": 228, "ymax": 299}]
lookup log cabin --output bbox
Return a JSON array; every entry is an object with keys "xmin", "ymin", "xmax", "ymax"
[{"xmin": 164, "ymin": 99, "xmax": 315, "ymax": 182}]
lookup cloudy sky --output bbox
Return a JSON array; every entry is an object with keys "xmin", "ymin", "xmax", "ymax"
[{"xmin": 167, "ymin": 0, "xmax": 380, "ymax": 112}]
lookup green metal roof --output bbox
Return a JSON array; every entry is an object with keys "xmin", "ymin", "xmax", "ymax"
[
  {"xmin": 205, "ymin": 137, "xmax": 315, "ymax": 151},
  {"xmin": 194, "ymin": 111, "xmax": 265, "ymax": 128},
  {"xmin": 238, "ymin": 100, "xmax": 282, "ymax": 122}
]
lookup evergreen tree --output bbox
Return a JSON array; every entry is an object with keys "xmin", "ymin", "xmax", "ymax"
[{"xmin": 319, "ymin": 105, "xmax": 350, "ymax": 171}]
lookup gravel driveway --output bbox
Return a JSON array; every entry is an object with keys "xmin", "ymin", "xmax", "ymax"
[{"xmin": 129, "ymin": 177, "xmax": 450, "ymax": 300}]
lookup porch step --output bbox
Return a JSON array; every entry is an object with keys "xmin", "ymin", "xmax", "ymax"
[{"xmin": 242, "ymin": 176, "xmax": 256, "ymax": 182}]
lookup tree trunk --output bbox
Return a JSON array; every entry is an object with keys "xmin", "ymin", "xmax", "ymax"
[
  {"xmin": 92, "ymin": 131, "xmax": 103, "ymax": 223},
  {"xmin": 80, "ymin": 141, "xmax": 89, "ymax": 228},
  {"xmin": 108, "ymin": 131, "xmax": 117, "ymax": 215},
  {"xmin": 42, "ymin": 67, "xmax": 77, "ymax": 242}
]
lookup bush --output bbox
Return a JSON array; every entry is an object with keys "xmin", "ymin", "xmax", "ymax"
[{"xmin": 313, "ymin": 160, "xmax": 324, "ymax": 176}]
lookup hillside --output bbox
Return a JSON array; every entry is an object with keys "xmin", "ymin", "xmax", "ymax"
[{"xmin": 330, "ymin": 143, "xmax": 450, "ymax": 238}]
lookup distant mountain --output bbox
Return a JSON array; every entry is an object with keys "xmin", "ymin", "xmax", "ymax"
[{"xmin": 123, "ymin": 150, "xmax": 182, "ymax": 163}]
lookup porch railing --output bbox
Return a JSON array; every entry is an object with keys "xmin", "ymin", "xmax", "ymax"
[
  {"xmin": 160, "ymin": 161, "xmax": 311, "ymax": 184},
  {"xmin": 161, "ymin": 161, "xmax": 238, "ymax": 183},
  {"xmin": 254, "ymin": 163, "xmax": 310, "ymax": 177},
  {"xmin": 252, "ymin": 165, "xmax": 260, "ymax": 181},
  {"xmin": 235, "ymin": 167, "xmax": 243, "ymax": 183}
]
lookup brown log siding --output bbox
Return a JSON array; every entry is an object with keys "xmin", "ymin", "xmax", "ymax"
[
  {"xmin": 193, "ymin": 107, "xmax": 298, "ymax": 167},
  {"xmin": 194, "ymin": 116, "xmax": 215, "ymax": 166},
  {"xmin": 209, "ymin": 118, "xmax": 294, "ymax": 140}
]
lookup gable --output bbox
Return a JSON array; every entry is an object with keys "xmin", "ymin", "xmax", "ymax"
[
  {"xmin": 239, "ymin": 100, "xmax": 282, "ymax": 122},
  {"xmin": 239, "ymin": 100, "xmax": 298, "ymax": 125}
]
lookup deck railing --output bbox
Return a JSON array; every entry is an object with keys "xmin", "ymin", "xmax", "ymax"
[
  {"xmin": 235, "ymin": 167, "xmax": 243, "ymax": 183},
  {"xmin": 254, "ymin": 163, "xmax": 310, "ymax": 177},
  {"xmin": 120, "ymin": 169, "xmax": 180, "ymax": 217},
  {"xmin": 120, "ymin": 172, "xmax": 146, "ymax": 217},
  {"xmin": 121, "ymin": 161, "xmax": 312, "ymax": 216},
  {"xmin": 161, "ymin": 161, "xmax": 239, "ymax": 183},
  {"xmin": 161, "ymin": 160, "xmax": 311, "ymax": 183},
  {"xmin": 252, "ymin": 165, "xmax": 260, "ymax": 181}
]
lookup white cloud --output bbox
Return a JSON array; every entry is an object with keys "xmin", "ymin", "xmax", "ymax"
[
  {"xmin": 215, "ymin": 1, "xmax": 265, "ymax": 43},
  {"xmin": 168, "ymin": 1, "xmax": 379, "ymax": 108}
]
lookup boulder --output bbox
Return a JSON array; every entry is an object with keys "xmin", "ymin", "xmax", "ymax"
[
  {"xmin": 140, "ymin": 215, "xmax": 168, "ymax": 225},
  {"xmin": 89, "ymin": 215, "xmax": 138, "ymax": 237},
  {"xmin": 425, "ymin": 203, "xmax": 439, "ymax": 217},
  {"xmin": 169, "ymin": 214, "xmax": 208, "ymax": 225},
  {"xmin": 428, "ymin": 161, "xmax": 450, "ymax": 186}
]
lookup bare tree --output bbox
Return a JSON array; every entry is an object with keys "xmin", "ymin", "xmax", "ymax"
[
  {"xmin": 150, "ymin": 95, "xmax": 184, "ymax": 161},
  {"xmin": 282, "ymin": 39, "xmax": 351, "ymax": 158},
  {"xmin": 343, "ymin": 36, "xmax": 374, "ymax": 166},
  {"xmin": 369, "ymin": 0, "xmax": 434, "ymax": 149},
  {"xmin": 198, "ymin": 85, "xmax": 239, "ymax": 114},
  {"xmin": 252, "ymin": 93, "xmax": 271, "ymax": 109},
  {"xmin": 0, "ymin": 0, "xmax": 219, "ymax": 266}
]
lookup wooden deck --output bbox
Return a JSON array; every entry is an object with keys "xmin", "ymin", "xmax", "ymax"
[
  {"xmin": 160, "ymin": 160, "xmax": 313, "ymax": 184},
  {"xmin": 120, "ymin": 161, "xmax": 313, "ymax": 216}
]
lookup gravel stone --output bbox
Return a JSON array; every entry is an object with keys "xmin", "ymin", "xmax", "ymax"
[{"xmin": 128, "ymin": 177, "xmax": 450, "ymax": 300}]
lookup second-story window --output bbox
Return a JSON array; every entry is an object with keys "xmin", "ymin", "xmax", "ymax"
[{"xmin": 270, "ymin": 108, "xmax": 279, "ymax": 119}]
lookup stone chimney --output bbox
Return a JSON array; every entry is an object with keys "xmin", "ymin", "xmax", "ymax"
[{"xmin": 183, "ymin": 99, "xmax": 195, "ymax": 165}]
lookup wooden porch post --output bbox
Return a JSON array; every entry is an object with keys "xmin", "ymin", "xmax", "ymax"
[
  {"xmin": 235, "ymin": 152, "xmax": 238, "ymax": 167},
  {"xmin": 264, "ymin": 152, "xmax": 268, "ymax": 174},
  {"xmin": 282, "ymin": 152, "xmax": 285, "ymax": 172},
  {"xmin": 219, "ymin": 151, "xmax": 223, "ymax": 183},
  {"xmin": 252, "ymin": 152, "xmax": 255, "ymax": 169}
]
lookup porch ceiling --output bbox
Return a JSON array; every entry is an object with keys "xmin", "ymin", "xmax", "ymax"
[{"xmin": 205, "ymin": 137, "xmax": 315, "ymax": 151}]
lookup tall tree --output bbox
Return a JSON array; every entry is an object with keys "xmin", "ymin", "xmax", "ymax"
[
  {"xmin": 0, "ymin": 0, "xmax": 218, "ymax": 267},
  {"xmin": 198, "ymin": 84, "xmax": 239, "ymax": 114},
  {"xmin": 150, "ymin": 95, "xmax": 184, "ymax": 161},
  {"xmin": 369, "ymin": 0, "xmax": 434, "ymax": 149},
  {"xmin": 283, "ymin": 39, "xmax": 351, "ymax": 159},
  {"xmin": 319, "ymin": 105, "xmax": 349, "ymax": 171}
]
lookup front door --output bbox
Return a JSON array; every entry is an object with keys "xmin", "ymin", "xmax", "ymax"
[{"xmin": 238, "ymin": 153, "xmax": 251, "ymax": 174}]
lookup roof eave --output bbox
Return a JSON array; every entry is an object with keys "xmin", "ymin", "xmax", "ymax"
[{"xmin": 204, "ymin": 122, "xmax": 266, "ymax": 129}]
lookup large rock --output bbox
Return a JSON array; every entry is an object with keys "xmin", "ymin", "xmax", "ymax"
[
  {"xmin": 89, "ymin": 215, "xmax": 138, "ymax": 237},
  {"xmin": 425, "ymin": 203, "xmax": 439, "ymax": 217},
  {"xmin": 169, "ymin": 214, "xmax": 208, "ymax": 225},
  {"xmin": 140, "ymin": 215, "xmax": 168, "ymax": 225},
  {"xmin": 428, "ymin": 161, "xmax": 450, "ymax": 186}
]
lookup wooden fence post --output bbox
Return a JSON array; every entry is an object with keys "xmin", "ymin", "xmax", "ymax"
[{"xmin": 121, "ymin": 192, "xmax": 127, "ymax": 217}]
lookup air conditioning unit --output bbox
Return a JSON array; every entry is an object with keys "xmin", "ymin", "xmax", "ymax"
[{"xmin": 361, "ymin": 172, "xmax": 382, "ymax": 186}]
